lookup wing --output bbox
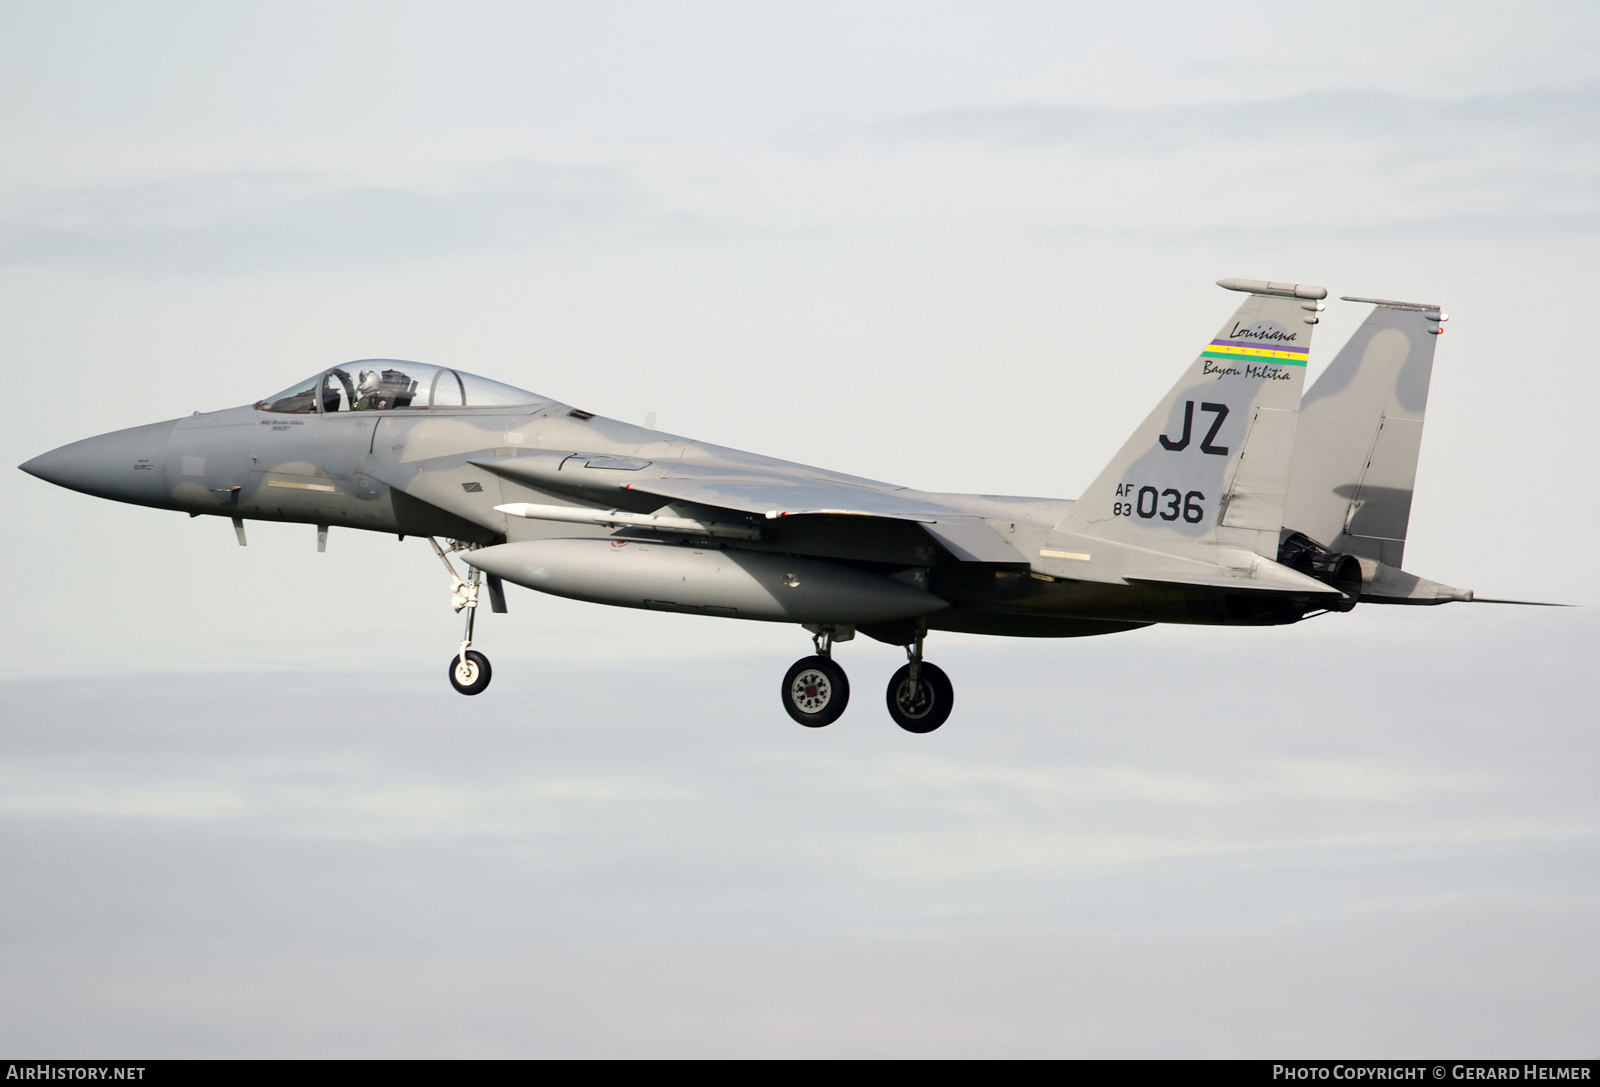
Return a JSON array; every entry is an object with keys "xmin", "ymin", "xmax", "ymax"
[{"xmin": 473, "ymin": 452, "xmax": 1029, "ymax": 565}]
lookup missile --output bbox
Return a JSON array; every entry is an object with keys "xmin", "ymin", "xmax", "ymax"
[
  {"xmin": 494, "ymin": 501, "xmax": 762, "ymax": 540},
  {"xmin": 464, "ymin": 538, "xmax": 947, "ymax": 624}
]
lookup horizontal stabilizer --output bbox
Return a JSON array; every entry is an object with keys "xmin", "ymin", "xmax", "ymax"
[
  {"xmin": 1122, "ymin": 544, "xmax": 1342, "ymax": 595},
  {"xmin": 1351, "ymin": 561, "xmax": 1568, "ymax": 607},
  {"xmin": 1126, "ymin": 575, "xmax": 1339, "ymax": 596},
  {"xmin": 1357, "ymin": 561, "xmax": 1469, "ymax": 605}
]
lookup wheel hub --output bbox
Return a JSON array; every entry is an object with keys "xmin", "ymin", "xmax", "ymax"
[
  {"xmin": 792, "ymin": 670, "xmax": 831, "ymax": 711},
  {"xmin": 895, "ymin": 679, "xmax": 935, "ymax": 719}
]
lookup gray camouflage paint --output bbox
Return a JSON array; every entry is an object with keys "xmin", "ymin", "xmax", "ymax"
[
  {"xmin": 1281, "ymin": 297, "xmax": 1467, "ymax": 603},
  {"xmin": 19, "ymin": 281, "xmax": 1471, "ymax": 647}
]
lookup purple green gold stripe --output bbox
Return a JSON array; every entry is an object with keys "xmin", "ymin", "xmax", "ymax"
[
  {"xmin": 1201, "ymin": 339, "xmax": 1308, "ymax": 365},
  {"xmin": 1211, "ymin": 337, "xmax": 1307, "ymax": 354}
]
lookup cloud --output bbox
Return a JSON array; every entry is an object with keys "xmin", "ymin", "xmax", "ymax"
[
  {"xmin": 0, "ymin": 160, "xmax": 716, "ymax": 275},
  {"xmin": 856, "ymin": 85, "xmax": 1600, "ymax": 232},
  {"xmin": 1085, "ymin": 209, "xmax": 1600, "ymax": 245},
  {"xmin": 4, "ymin": 85, "xmax": 1597, "ymax": 277},
  {"xmin": 871, "ymin": 84, "xmax": 1600, "ymax": 151},
  {"xmin": 1, "ymin": 619, "xmax": 1597, "ymax": 1055},
  {"xmin": 7, "ymin": 85, "xmax": 1598, "ymax": 279}
]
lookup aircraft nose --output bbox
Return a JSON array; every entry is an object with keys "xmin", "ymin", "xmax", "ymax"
[{"xmin": 19, "ymin": 418, "xmax": 181, "ymax": 507}]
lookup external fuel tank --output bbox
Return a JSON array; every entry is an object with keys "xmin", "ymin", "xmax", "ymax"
[{"xmin": 465, "ymin": 538, "xmax": 946, "ymax": 624}]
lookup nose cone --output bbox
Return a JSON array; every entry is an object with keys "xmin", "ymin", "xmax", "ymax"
[{"xmin": 20, "ymin": 418, "xmax": 181, "ymax": 508}]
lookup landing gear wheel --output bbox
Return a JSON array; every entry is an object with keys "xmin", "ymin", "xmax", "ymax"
[
  {"xmin": 448, "ymin": 650, "xmax": 492, "ymax": 695},
  {"xmin": 886, "ymin": 662, "xmax": 953, "ymax": 733},
  {"xmin": 782, "ymin": 655, "xmax": 850, "ymax": 727}
]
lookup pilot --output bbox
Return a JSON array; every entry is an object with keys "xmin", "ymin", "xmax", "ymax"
[{"xmin": 354, "ymin": 369, "xmax": 386, "ymax": 411}]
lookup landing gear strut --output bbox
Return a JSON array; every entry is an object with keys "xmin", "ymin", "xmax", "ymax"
[
  {"xmin": 778, "ymin": 623, "xmax": 955, "ymax": 731},
  {"xmin": 431, "ymin": 537, "xmax": 492, "ymax": 696},
  {"xmin": 780, "ymin": 626, "xmax": 851, "ymax": 727},
  {"xmin": 885, "ymin": 624, "xmax": 952, "ymax": 733}
]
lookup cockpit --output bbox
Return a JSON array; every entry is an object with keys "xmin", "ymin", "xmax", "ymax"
[{"xmin": 256, "ymin": 360, "xmax": 544, "ymax": 414}]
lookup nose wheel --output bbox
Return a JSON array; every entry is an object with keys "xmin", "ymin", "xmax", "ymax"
[{"xmin": 449, "ymin": 649, "xmax": 492, "ymax": 695}]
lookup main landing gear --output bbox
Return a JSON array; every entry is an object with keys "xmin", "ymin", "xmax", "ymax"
[
  {"xmin": 780, "ymin": 623, "xmax": 954, "ymax": 733},
  {"xmin": 886, "ymin": 638, "xmax": 953, "ymax": 735},
  {"xmin": 781, "ymin": 628, "xmax": 852, "ymax": 727},
  {"xmin": 430, "ymin": 537, "xmax": 504, "ymax": 696}
]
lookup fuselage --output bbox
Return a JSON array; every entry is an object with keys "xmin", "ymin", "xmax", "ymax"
[{"xmin": 21, "ymin": 363, "xmax": 1328, "ymax": 639}]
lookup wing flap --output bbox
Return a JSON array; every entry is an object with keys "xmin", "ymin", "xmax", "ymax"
[{"xmin": 921, "ymin": 518, "xmax": 1027, "ymax": 564}]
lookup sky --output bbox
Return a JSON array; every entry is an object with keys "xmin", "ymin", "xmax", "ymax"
[{"xmin": 2, "ymin": 0, "xmax": 1597, "ymax": 1057}]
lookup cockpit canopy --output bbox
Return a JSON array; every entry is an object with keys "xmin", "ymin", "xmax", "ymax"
[{"xmin": 257, "ymin": 360, "xmax": 544, "ymax": 414}]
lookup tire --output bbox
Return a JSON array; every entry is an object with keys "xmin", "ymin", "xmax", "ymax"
[
  {"xmin": 448, "ymin": 650, "xmax": 492, "ymax": 695},
  {"xmin": 782, "ymin": 655, "xmax": 850, "ymax": 727},
  {"xmin": 886, "ymin": 661, "xmax": 953, "ymax": 733}
]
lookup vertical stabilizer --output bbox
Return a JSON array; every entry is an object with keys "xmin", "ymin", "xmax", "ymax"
[
  {"xmin": 1281, "ymin": 296, "xmax": 1444, "ymax": 568},
  {"xmin": 1063, "ymin": 278, "xmax": 1324, "ymax": 561}
]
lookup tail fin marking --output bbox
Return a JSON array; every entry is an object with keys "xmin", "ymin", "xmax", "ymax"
[{"xmin": 1063, "ymin": 279, "xmax": 1323, "ymax": 561}]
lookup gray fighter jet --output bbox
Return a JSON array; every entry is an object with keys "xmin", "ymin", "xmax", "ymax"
[{"xmin": 19, "ymin": 278, "xmax": 1506, "ymax": 731}]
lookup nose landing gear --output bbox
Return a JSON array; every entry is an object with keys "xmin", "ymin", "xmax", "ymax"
[{"xmin": 431, "ymin": 537, "xmax": 496, "ymax": 696}]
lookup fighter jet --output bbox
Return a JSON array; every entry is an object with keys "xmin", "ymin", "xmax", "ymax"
[{"xmin": 19, "ymin": 278, "xmax": 1503, "ymax": 732}]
